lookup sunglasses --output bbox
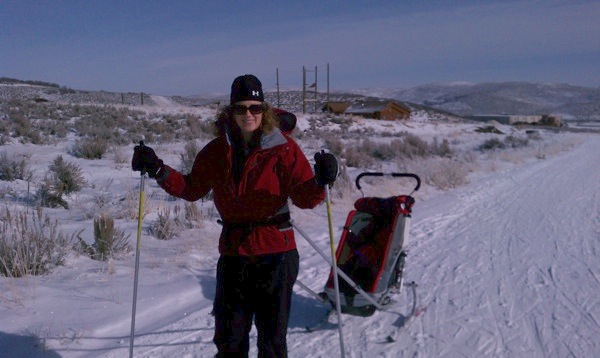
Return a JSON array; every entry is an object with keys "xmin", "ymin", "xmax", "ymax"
[{"xmin": 231, "ymin": 104, "xmax": 265, "ymax": 115}]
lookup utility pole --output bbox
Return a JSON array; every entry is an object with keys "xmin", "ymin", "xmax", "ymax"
[
  {"xmin": 302, "ymin": 66, "xmax": 318, "ymax": 114},
  {"xmin": 326, "ymin": 63, "xmax": 330, "ymax": 113},
  {"xmin": 314, "ymin": 66, "xmax": 318, "ymax": 113},
  {"xmin": 276, "ymin": 68, "xmax": 280, "ymax": 108},
  {"xmin": 302, "ymin": 66, "xmax": 306, "ymax": 114}
]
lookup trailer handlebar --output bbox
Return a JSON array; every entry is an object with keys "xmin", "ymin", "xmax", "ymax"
[{"xmin": 355, "ymin": 172, "xmax": 421, "ymax": 192}]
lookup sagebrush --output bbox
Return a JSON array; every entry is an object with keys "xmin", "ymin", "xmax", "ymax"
[
  {"xmin": 78, "ymin": 214, "xmax": 131, "ymax": 261},
  {"xmin": 37, "ymin": 155, "xmax": 86, "ymax": 209},
  {"xmin": 0, "ymin": 206, "xmax": 77, "ymax": 277},
  {"xmin": 0, "ymin": 152, "xmax": 34, "ymax": 181},
  {"xmin": 70, "ymin": 138, "xmax": 109, "ymax": 159}
]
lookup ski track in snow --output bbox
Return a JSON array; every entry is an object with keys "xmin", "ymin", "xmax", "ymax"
[
  {"xmin": 404, "ymin": 135, "xmax": 600, "ymax": 358},
  {"xmin": 115, "ymin": 135, "xmax": 600, "ymax": 358}
]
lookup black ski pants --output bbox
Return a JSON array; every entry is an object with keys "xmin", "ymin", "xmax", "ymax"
[{"xmin": 213, "ymin": 250, "xmax": 299, "ymax": 358}]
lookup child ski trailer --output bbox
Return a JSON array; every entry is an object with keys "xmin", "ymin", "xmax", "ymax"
[{"xmin": 294, "ymin": 172, "xmax": 421, "ymax": 345}]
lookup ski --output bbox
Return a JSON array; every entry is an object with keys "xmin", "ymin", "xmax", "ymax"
[
  {"xmin": 384, "ymin": 281, "xmax": 424, "ymax": 342},
  {"xmin": 385, "ymin": 305, "xmax": 427, "ymax": 342}
]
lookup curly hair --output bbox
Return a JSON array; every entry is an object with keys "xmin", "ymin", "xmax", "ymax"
[{"xmin": 213, "ymin": 103, "xmax": 279, "ymax": 138}]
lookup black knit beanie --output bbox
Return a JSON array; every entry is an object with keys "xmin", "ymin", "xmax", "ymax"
[{"xmin": 230, "ymin": 74, "xmax": 264, "ymax": 104}]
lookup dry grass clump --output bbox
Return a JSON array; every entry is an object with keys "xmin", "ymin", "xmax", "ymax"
[
  {"xmin": 0, "ymin": 152, "xmax": 34, "ymax": 182},
  {"xmin": 149, "ymin": 206, "xmax": 180, "ymax": 240},
  {"xmin": 149, "ymin": 202, "xmax": 206, "ymax": 240},
  {"xmin": 180, "ymin": 201, "xmax": 205, "ymax": 229},
  {"xmin": 0, "ymin": 206, "xmax": 77, "ymax": 277},
  {"xmin": 118, "ymin": 188, "xmax": 152, "ymax": 221}
]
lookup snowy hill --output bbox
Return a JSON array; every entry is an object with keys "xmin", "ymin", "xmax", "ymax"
[
  {"xmin": 393, "ymin": 81, "xmax": 600, "ymax": 120},
  {"xmin": 1, "ymin": 79, "xmax": 599, "ymax": 357}
]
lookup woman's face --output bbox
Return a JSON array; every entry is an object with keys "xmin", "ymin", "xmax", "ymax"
[{"xmin": 232, "ymin": 100, "xmax": 264, "ymax": 141}]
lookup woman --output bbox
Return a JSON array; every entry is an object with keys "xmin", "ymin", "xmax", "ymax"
[{"xmin": 132, "ymin": 74, "xmax": 338, "ymax": 357}]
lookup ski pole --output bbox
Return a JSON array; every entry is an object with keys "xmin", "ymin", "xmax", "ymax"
[
  {"xmin": 325, "ymin": 184, "xmax": 346, "ymax": 358},
  {"xmin": 129, "ymin": 141, "xmax": 146, "ymax": 358}
]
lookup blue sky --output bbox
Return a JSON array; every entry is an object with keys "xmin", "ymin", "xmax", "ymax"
[{"xmin": 1, "ymin": 0, "xmax": 599, "ymax": 96}]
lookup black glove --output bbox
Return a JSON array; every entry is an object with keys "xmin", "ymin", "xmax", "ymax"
[
  {"xmin": 132, "ymin": 142, "xmax": 163, "ymax": 178},
  {"xmin": 314, "ymin": 150, "xmax": 339, "ymax": 187}
]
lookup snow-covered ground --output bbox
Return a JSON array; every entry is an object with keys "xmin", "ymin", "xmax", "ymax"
[{"xmin": 1, "ymin": 105, "xmax": 599, "ymax": 357}]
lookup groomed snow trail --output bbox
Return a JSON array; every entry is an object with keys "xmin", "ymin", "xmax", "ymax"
[
  {"xmin": 149, "ymin": 95, "xmax": 179, "ymax": 107},
  {"xmin": 400, "ymin": 134, "xmax": 600, "ymax": 357}
]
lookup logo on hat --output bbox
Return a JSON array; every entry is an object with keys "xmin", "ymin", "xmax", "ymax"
[{"xmin": 252, "ymin": 90, "xmax": 260, "ymax": 97}]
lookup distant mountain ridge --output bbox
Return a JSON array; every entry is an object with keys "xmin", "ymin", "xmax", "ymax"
[
  {"xmin": 390, "ymin": 82, "xmax": 600, "ymax": 120},
  {"xmin": 2, "ymin": 77, "xmax": 598, "ymax": 120}
]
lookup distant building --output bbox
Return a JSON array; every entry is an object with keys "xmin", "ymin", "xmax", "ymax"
[
  {"xmin": 322, "ymin": 102, "xmax": 351, "ymax": 114},
  {"xmin": 345, "ymin": 101, "xmax": 411, "ymax": 120},
  {"xmin": 467, "ymin": 115, "xmax": 543, "ymax": 125},
  {"xmin": 540, "ymin": 114, "xmax": 561, "ymax": 127}
]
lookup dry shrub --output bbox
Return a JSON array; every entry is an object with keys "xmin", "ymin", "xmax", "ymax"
[
  {"xmin": 430, "ymin": 137, "xmax": 453, "ymax": 157},
  {"xmin": 37, "ymin": 156, "xmax": 86, "ymax": 209},
  {"xmin": 78, "ymin": 214, "xmax": 131, "ymax": 261},
  {"xmin": 395, "ymin": 134, "xmax": 430, "ymax": 158},
  {"xmin": 399, "ymin": 158, "xmax": 470, "ymax": 190},
  {"xmin": 150, "ymin": 206, "xmax": 180, "ymax": 240},
  {"xmin": 504, "ymin": 135, "xmax": 529, "ymax": 148},
  {"xmin": 324, "ymin": 138, "xmax": 344, "ymax": 157},
  {"xmin": 70, "ymin": 138, "xmax": 109, "ymax": 159},
  {"xmin": 180, "ymin": 140, "xmax": 200, "ymax": 173},
  {"xmin": 36, "ymin": 177, "xmax": 69, "ymax": 209},
  {"xmin": 111, "ymin": 146, "xmax": 128, "ymax": 165},
  {"xmin": 118, "ymin": 188, "xmax": 151, "ymax": 220},
  {"xmin": 480, "ymin": 135, "xmax": 530, "ymax": 152},
  {"xmin": 341, "ymin": 134, "xmax": 454, "ymax": 170},
  {"xmin": 0, "ymin": 152, "xmax": 34, "ymax": 182},
  {"xmin": 330, "ymin": 163, "xmax": 353, "ymax": 201},
  {"xmin": 0, "ymin": 206, "xmax": 77, "ymax": 277},
  {"xmin": 48, "ymin": 155, "xmax": 86, "ymax": 195},
  {"xmin": 479, "ymin": 137, "xmax": 505, "ymax": 151},
  {"xmin": 344, "ymin": 145, "xmax": 375, "ymax": 168},
  {"xmin": 181, "ymin": 201, "xmax": 205, "ymax": 228}
]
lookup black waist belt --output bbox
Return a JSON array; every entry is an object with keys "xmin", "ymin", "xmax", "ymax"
[{"xmin": 218, "ymin": 212, "xmax": 292, "ymax": 231}]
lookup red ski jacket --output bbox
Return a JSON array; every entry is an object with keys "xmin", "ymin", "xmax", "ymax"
[{"xmin": 156, "ymin": 128, "xmax": 325, "ymax": 256}]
